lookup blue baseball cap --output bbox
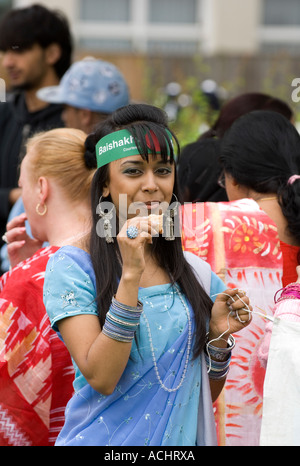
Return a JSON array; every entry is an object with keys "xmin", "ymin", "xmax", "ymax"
[{"xmin": 37, "ymin": 57, "xmax": 130, "ymax": 113}]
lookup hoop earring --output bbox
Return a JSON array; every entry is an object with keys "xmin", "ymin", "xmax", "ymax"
[
  {"xmin": 165, "ymin": 193, "xmax": 179, "ymax": 241},
  {"xmin": 97, "ymin": 195, "xmax": 115, "ymax": 243},
  {"xmin": 36, "ymin": 203, "xmax": 47, "ymax": 216}
]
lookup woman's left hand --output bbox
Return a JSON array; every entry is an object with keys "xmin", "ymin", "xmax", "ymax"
[
  {"xmin": 209, "ymin": 288, "xmax": 252, "ymax": 342},
  {"xmin": 5, "ymin": 213, "xmax": 44, "ymax": 268}
]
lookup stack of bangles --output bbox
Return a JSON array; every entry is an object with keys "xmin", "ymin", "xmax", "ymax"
[
  {"xmin": 102, "ymin": 296, "xmax": 143, "ymax": 342},
  {"xmin": 274, "ymin": 282, "xmax": 300, "ymax": 304},
  {"xmin": 204, "ymin": 334, "xmax": 235, "ymax": 380}
]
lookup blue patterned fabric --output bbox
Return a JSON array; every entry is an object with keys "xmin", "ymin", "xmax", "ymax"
[{"xmin": 43, "ymin": 246, "xmax": 224, "ymax": 446}]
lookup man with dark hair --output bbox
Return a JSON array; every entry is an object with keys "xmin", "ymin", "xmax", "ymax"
[{"xmin": 0, "ymin": 4, "xmax": 73, "ymax": 265}]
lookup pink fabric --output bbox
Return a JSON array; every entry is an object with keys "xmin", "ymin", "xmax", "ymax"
[
  {"xmin": 258, "ymin": 283, "xmax": 300, "ymax": 369},
  {"xmin": 287, "ymin": 174, "xmax": 300, "ymax": 185}
]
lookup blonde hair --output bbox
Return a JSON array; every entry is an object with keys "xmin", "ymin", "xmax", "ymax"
[{"xmin": 26, "ymin": 128, "xmax": 95, "ymax": 203}]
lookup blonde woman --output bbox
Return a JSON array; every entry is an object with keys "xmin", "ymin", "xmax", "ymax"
[{"xmin": 0, "ymin": 128, "xmax": 96, "ymax": 445}]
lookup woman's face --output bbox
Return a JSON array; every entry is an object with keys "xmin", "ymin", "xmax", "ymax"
[
  {"xmin": 102, "ymin": 153, "xmax": 175, "ymax": 223},
  {"xmin": 224, "ymin": 171, "xmax": 245, "ymax": 201}
]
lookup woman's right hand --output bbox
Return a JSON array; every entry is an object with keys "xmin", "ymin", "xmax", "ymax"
[
  {"xmin": 117, "ymin": 216, "xmax": 159, "ymax": 280},
  {"xmin": 5, "ymin": 213, "xmax": 44, "ymax": 268}
]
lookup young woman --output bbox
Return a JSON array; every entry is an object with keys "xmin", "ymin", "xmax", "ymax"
[
  {"xmin": 220, "ymin": 110, "xmax": 300, "ymax": 287},
  {"xmin": 43, "ymin": 103, "xmax": 252, "ymax": 446},
  {"xmin": 182, "ymin": 109, "xmax": 300, "ymax": 446}
]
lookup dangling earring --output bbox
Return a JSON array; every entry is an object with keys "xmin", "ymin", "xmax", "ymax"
[
  {"xmin": 165, "ymin": 194, "xmax": 179, "ymax": 241},
  {"xmin": 36, "ymin": 203, "xmax": 47, "ymax": 216},
  {"xmin": 97, "ymin": 195, "xmax": 115, "ymax": 243}
]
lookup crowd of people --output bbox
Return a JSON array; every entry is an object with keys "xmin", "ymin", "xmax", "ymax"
[{"xmin": 0, "ymin": 3, "xmax": 299, "ymax": 447}]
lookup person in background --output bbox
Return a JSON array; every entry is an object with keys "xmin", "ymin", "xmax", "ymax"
[
  {"xmin": 178, "ymin": 138, "xmax": 226, "ymax": 202},
  {"xmin": 43, "ymin": 103, "xmax": 252, "ymax": 446},
  {"xmin": 0, "ymin": 4, "xmax": 73, "ymax": 271},
  {"xmin": 0, "ymin": 127, "xmax": 96, "ymax": 445},
  {"xmin": 260, "ymin": 266, "xmax": 300, "ymax": 445},
  {"xmin": 221, "ymin": 110, "xmax": 300, "ymax": 288},
  {"xmin": 178, "ymin": 92, "xmax": 294, "ymax": 205},
  {"xmin": 199, "ymin": 92, "xmax": 294, "ymax": 140},
  {"xmin": 258, "ymin": 265, "xmax": 300, "ymax": 371},
  {"xmin": 1, "ymin": 57, "xmax": 130, "ymax": 274},
  {"xmin": 37, "ymin": 56, "xmax": 130, "ymax": 134},
  {"xmin": 182, "ymin": 110, "xmax": 300, "ymax": 445}
]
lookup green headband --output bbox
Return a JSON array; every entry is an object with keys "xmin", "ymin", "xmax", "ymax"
[{"xmin": 96, "ymin": 128, "xmax": 172, "ymax": 168}]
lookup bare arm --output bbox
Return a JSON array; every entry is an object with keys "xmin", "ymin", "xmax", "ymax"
[
  {"xmin": 57, "ymin": 217, "xmax": 158, "ymax": 395},
  {"xmin": 57, "ymin": 306, "xmax": 133, "ymax": 395}
]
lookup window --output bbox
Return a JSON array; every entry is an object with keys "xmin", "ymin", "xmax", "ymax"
[
  {"xmin": 147, "ymin": 40, "xmax": 199, "ymax": 55},
  {"xmin": 76, "ymin": 0, "xmax": 202, "ymax": 55},
  {"xmin": 149, "ymin": 0, "xmax": 198, "ymax": 24},
  {"xmin": 78, "ymin": 37, "xmax": 132, "ymax": 53},
  {"xmin": 0, "ymin": 0, "xmax": 12, "ymax": 20},
  {"xmin": 260, "ymin": 42, "xmax": 300, "ymax": 56},
  {"xmin": 79, "ymin": 0, "xmax": 130, "ymax": 22},
  {"xmin": 263, "ymin": 0, "xmax": 300, "ymax": 26}
]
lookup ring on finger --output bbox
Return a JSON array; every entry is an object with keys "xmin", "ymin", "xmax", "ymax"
[
  {"xmin": 126, "ymin": 225, "xmax": 139, "ymax": 239},
  {"xmin": 2, "ymin": 233, "xmax": 9, "ymax": 244}
]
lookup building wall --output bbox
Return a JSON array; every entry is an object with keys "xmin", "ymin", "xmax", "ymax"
[
  {"xmin": 10, "ymin": 0, "xmax": 299, "ymax": 55},
  {"xmin": 1, "ymin": 0, "xmax": 299, "ymax": 109}
]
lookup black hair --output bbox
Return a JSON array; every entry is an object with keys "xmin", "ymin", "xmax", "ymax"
[
  {"xmin": 200, "ymin": 92, "xmax": 293, "ymax": 140},
  {"xmin": 0, "ymin": 4, "xmax": 72, "ymax": 78},
  {"xmin": 85, "ymin": 103, "xmax": 213, "ymax": 357},
  {"xmin": 178, "ymin": 138, "xmax": 228, "ymax": 202},
  {"xmin": 220, "ymin": 110, "xmax": 300, "ymax": 244}
]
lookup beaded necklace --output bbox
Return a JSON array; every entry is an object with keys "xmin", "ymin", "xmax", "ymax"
[{"xmin": 142, "ymin": 284, "xmax": 192, "ymax": 393}]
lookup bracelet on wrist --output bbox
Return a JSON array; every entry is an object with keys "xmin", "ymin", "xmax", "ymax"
[
  {"xmin": 274, "ymin": 282, "xmax": 300, "ymax": 304},
  {"xmin": 102, "ymin": 296, "xmax": 143, "ymax": 343},
  {"xmin": 204, "ymin": 334, "xmax": 235, "ymax": 380},
  {"xmin": 205, "ymin": 334, "xmax": 235, "ymax": 361},
  {"xmin": 205, "ymin": 354, "xmax": 231, "ymax": 380}
]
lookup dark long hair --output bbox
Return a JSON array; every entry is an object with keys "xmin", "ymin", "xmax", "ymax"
[
  {"xmin": 200, "ymin": 92, "xmax": 293, "ymax": 139},
  {"xmin": 220, "ymin": 110, "xmax": 300, "ymax": 245},
  {"xmin": 85, "ymin": 103, "xmax": 213, "ymax": 357},
  {"xmin": 178, "ymin": 138, "xmax": 228, "ymax": 202}
]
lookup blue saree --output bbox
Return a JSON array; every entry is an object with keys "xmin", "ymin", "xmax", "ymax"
[{"xmin": 43, "ymin": 246, "xmax": 222, "ymax": 446}]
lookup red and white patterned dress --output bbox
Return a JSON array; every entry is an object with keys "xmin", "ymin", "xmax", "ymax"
[
  {"xmin": 0, "ymin": 246, "xmax": 74, "ymax": 446},
  {"xmin": 182, "ymin": 199, "xmax": 286, "ymax": 446}
]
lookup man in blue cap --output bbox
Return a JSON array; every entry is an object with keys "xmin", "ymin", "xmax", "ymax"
[{"xmin": 37, "ymin": 57, "xmax": 130, "ymax": 134}]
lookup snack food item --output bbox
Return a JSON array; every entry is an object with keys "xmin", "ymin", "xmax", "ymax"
[{"xmin": 148, "ymin": 214, "xmax": 163, "ymax": 234}]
